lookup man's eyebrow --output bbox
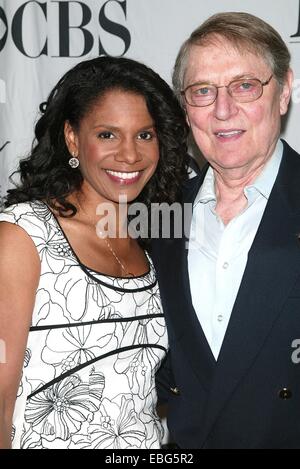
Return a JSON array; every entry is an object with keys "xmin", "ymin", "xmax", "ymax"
[{"xmin": 190, "ymin": 73, "xmax": 258, "ymax": 84}]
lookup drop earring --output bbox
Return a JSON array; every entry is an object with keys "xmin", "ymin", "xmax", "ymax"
[{"xmin": 69, "ymin": 153, "xmax": 79, "ymax": 169}]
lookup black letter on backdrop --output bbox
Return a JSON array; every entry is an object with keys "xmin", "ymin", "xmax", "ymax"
[
  {"xmin": 99, "ymin": 0, "xmax": 131, "ymax": 56},
  {"xmin": 0, "ymin": 7, "xmax": 8, "ymax": 52},
  {"xmin": 12, "ymin": 1, "xmax": 48, "ymax": 57},
  {"xmin": 53, "ymin": 1, "xmax": 93, "ymax": 57},
  {"xmin": 291, "ymin": 0, "xmax": 300, "ymax": 37}
]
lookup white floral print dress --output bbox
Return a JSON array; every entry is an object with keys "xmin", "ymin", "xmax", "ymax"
[{"xmin": 0, "ymin": 201, "xmax": 168, "ymax": 449}]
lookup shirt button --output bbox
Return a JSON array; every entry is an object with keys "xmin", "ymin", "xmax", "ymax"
[
  {"xmin": 222, "ymin": 262, "xmax": 229, "ymax": 269},
  {"xmin": 217, "ymin": 314, "xmax": 223, "ymax": 322},
  {"xmin": 278, "ymin": 388, "xmax": 292, "ymax": 400},
  {"xmin": 170, "ymin": 386, "xmax": 181, "ymax": 396}
]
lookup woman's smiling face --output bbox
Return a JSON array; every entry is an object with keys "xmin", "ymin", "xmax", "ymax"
[{"xmin": 65, "ymin": 89, "xmax": 160, "ymax": 204}]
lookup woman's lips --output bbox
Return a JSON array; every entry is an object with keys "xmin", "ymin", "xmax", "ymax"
[{"xmin": 104, "ymin": 169, "xmax": 143, "ymax": 185}]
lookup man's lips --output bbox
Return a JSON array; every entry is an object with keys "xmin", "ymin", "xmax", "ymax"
[
  {"xmin": 104, "ymin": 169, "xmax": 143, "ymax": 185},
  {"xmin": 214, "ymin": 129, "xmax": 245, "ymax": 139}
]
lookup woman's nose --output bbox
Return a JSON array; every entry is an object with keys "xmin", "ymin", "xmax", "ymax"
[{"xmin": 114, "ymin": 139, "xmax": 142, "ymax": 164}]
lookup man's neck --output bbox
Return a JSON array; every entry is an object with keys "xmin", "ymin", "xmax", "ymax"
[{"xmin": 213, "ymin": 161, "xmax": 267, "ymax": 225}]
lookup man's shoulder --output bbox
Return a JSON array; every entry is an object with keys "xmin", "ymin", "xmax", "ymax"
[
  {"xmin": 279, "ymin": 139, "xmax": 300, "ymax": 183},
  {"xmin": 282, "ymin": 139, "xmax": 300, "ymax": 162},
  {"xmin": 182, "ymin": 164, "xmax": 208, "ymax": 203}
]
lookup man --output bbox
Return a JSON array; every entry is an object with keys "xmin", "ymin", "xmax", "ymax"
[{"xmin": 153, "ymin": 12, "xmax": 300, "ymax": 448}]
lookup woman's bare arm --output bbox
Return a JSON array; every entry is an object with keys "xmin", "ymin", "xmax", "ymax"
[{"xmin": 0, "ymin": 223, "xmax": 40, "ymax": 448}]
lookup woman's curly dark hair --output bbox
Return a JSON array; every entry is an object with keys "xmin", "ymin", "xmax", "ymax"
[{"xmin": 5, "ymin": 56, "xmax": 189, "ymax": 215}]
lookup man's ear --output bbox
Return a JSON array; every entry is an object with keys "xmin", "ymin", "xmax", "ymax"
[
  {"xmin": 64, "ymin": 121, "xmax": 79, "ymax": 156},
  {"xmin": 280, "ymin": 68, "xmax": 294, "ymax": 116},
  {"xmin": 185, "ymin": 110, "xmax": 191, "ymax": 127}
]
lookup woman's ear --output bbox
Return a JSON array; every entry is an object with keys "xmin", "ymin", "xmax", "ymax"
[{"xmin": 64, "ymin": 121, "xmax": 79, "ymax": 156}]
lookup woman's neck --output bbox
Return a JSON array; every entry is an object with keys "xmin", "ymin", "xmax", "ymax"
[{"xmin": 66, "ymin": 191, "xmax": 130, "ymax": 239}]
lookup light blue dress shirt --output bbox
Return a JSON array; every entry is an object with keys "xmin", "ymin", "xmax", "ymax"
[{"xmin": 188, "ymin": 140, "xmax": 283, "ymax": 360}]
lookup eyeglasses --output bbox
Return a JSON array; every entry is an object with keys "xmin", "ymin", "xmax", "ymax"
[{"xmin": 181, "ymin": 75, "xmax": 273, "ymax": 107}]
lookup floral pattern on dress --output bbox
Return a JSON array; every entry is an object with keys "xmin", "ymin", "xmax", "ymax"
[
  {"xmin": 24, "ymin": 372, "xmax": 104, "ymax": 443},
  {"xmin": 42, "ymin": 325, "xmax": 119, "ymax": 375},
  {"xmin": 54, "ymin": 267, "xmax": 124, "ymax": 322},
  {"xmin": 76, "ymin": 395, "xmax": 146, "ymax": 449},
  {"xmin": 0, "ymin": 201, "xmax": 168, "ymax": 449}
]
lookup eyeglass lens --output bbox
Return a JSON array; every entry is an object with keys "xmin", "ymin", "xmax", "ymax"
[{"xmin": 185, "ymin": 78, "xmax": 264, "ymax": 106}]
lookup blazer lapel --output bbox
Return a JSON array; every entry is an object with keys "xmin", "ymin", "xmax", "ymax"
[
  {"xmin": 199, "ymin": 142, "xmax": 300, "ymax": 445},
  {"xmin": 160, "ymin": 170, "xmax": 217, "ymax": 390},
  {"xmin": 162, "ymin": 235, "xmax": 217, "ymax": 388}
]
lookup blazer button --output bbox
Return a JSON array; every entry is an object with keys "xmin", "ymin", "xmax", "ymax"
[
  {"xmin": 278, "ymin": 388, "xmax": 292, "ymax": 400},
  {"xmin": 170, "ymin": 386, "xmax": 180, "ymax": 396}
]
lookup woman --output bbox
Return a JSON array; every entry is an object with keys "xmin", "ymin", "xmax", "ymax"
[{"xmin": 0, "ymin": 56, "xmax": 188, "ymax": 449}]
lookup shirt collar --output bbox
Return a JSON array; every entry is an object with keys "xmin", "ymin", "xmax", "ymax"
[
  {"xmin": 194, "ymin": 139, "xmax": 283, "ymax": 207},
  {"xmin": 194, "ymin": 165, "xmax": 216, "ymax": 205},
  {"xmin": 245, "ymin": 139, "xmax": 283, "ymax": 199}
]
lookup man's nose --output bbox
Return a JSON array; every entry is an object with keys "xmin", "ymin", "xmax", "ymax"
[{"xmin": 213, "ymin": 87, "xmax": 239, "ymax": 121}]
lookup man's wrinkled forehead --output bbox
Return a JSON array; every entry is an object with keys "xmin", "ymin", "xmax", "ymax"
[
  {"xmin": 183, "ymin": 37, "xmax": 270, "ymax": 85},
  {"xmin": 191, "ymin": 32, "xmax": 265, "ymax": 57}
]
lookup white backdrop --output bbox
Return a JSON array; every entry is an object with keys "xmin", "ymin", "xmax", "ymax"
[{"xmin": 0, "ymin": 0, "xmax": 300, "ymax": 205}]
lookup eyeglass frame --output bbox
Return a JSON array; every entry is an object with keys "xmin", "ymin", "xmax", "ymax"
[{"xmin": 181, "ymin": 74, "xmax": 274, "ymax": 107}]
